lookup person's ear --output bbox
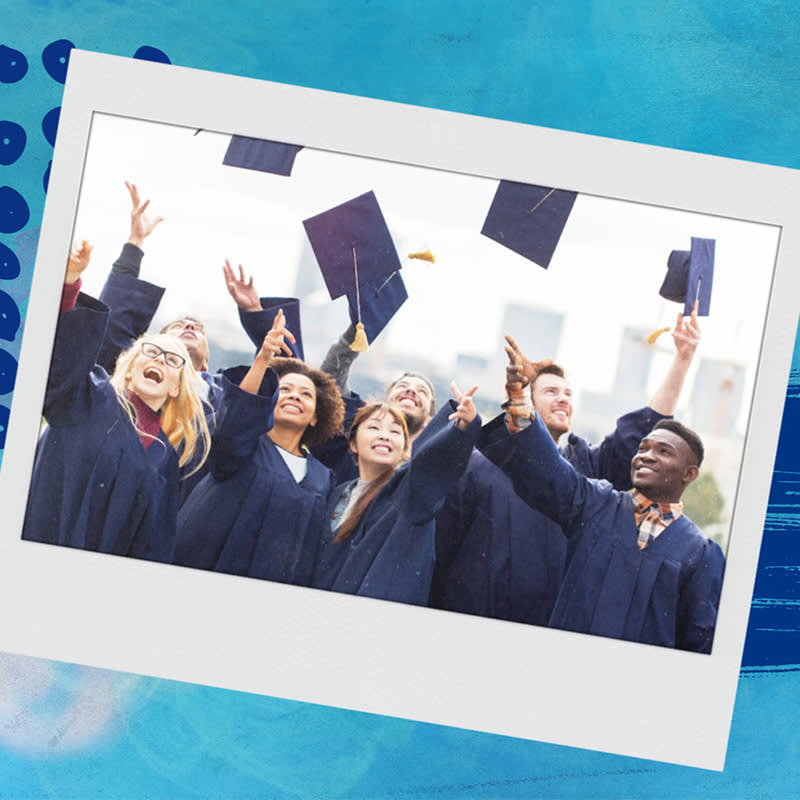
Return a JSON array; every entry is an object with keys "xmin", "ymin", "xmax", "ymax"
[{"xmin": 683, "ymin": 464, "xmax": 699, "ymax": 485}]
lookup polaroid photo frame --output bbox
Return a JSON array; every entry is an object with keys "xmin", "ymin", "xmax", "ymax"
[{"xmin": 1, "ymin": 49, "xmax": 798, "ymax": 770}]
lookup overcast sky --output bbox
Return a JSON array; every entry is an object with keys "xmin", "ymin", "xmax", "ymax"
[{"xmin": 71, "ymin": 113, "xmax": 779, "ymax": 429}]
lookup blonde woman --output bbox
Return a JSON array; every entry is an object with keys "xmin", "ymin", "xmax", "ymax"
[{"xmin": 22, "ymin": 242, "xmax": 210, "ymax": 563}]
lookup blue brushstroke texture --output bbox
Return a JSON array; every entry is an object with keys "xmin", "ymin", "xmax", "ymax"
[{"xmin": 0, "ymin": 3, "xmax": 799, "ymax": 795}]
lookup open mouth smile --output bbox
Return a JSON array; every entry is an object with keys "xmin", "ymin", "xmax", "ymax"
[
  {"xmin": 143, "ymin": 366, "xmax": 164, "ymax": 384},
  {"xmin": 397, "ymin": 393, "xmax": 419, "ymax": 407}
]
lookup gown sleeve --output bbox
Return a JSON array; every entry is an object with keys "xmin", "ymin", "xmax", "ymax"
[
  {"xmin": 238, "ymin": 296, "xmax": 303, "ymax": 360},
  {"xmin": 96, "ymin": 243, "xmax": 165, "ymax": 373},
  {"xmin": 560, "ymin": 406, "xmax": 668, "ymax": 489},
  {"xmin": 676, "ymin": 537, "xmax": 726, "ymax": 653},
  {"xmin": 403, "ymin": 400, "xmax": 482, "ymax": 525},
  {"xmin": 43, "ymin": 294, "xmax": 114, "ymax": 427},
  {"xmin": 207, "ymin": 366, "xmax": 280, "ymax": 480}
]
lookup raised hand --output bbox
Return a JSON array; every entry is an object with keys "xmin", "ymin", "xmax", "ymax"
[
  {"xmin": 257, "ymin": 308, "xmax": 296, "ymax": 363},
  {"xmin": 504, "ymin": 334, "xmax": 553, "ymax": 387},
  {"xmin": 448, "ymin": 381, "xmax": 478, "ymax": 430},
  {"xmin": 672, "ymin": 299, "xmax": 701, "ymax": 362},
  {"xmin": 125, "ymin": 181, "xmax": 164, "ymax": 247},
  {"xmin": 65, "ymin": 240, "xmax": 94, "ymax": 284},
  {"xmin": 223, "ymin": 259, "xmax": 261, "ymax": 312}
]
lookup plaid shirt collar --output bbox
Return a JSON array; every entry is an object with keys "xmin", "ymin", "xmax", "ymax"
[{"xmin": 631, "ymin": 490, "xmax": 683, "ymax": 549}]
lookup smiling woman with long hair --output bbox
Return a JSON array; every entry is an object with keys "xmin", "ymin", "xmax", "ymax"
[
  {"xmin": 311, "ymin": 384, "xmax": 481, "ymax": 606},
  {"xmin": 22, "ymin": 242, "xmax": 211, "ymax": 563},
  {"xmin": 173, "ymin": 310, "xmax": 345, "ymax": 586}
]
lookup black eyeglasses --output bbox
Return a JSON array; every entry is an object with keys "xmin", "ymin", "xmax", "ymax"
[{"xmin": 140, "ymin": 342, "xmax": 186, "ymax": 369}]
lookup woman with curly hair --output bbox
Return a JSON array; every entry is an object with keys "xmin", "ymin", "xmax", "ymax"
[
  {"xmin": 174, "ymin": 310, "xmax": 344, "ymax": 585},
  {"xmin": 312, "ymin": 384, "xmax": 481, "ymax": 606},
  {"xmin": 22, "ymin": 242, "xmax": 211, "ymax": 563}
]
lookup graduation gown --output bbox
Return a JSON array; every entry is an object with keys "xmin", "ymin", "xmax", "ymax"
[
  {"xmin": 174, "ymin": 368, "xmax": 331, "ymax": 585},
  {"xmin": 96, "ymin": 244, "xmax": 165, "ymax": 374},
  {"xmin": 487, "ymin": 412, "xmax": 725, "ymax": 652},
  {"xmin": 312, "ymin": 402, "xmax": 481, "ymax": 606},
  {"xmin": 95, "ymin": 244, "xmax": 234, "ymax": 505},
  {"xmin": 428, "ymin": 407, "xmax": 666, "ymax": 626},
  {"xmin": 22, "ymin": 295, "xmax": 180, "ymax": 563},
  {"xmin": 310, "ymin": 392, "xmax": 363, "ymax": 485}
]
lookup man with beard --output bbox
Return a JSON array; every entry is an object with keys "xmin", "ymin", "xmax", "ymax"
[
  {"xmin": 481, "ymin": 354, "xmax": 724, "ymax": 652},
  {"xmin": 312, "ymin": 303, "xmax": 699, "ymax": 627}
]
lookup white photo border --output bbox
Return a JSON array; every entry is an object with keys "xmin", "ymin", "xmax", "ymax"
[{"xmin": 1, "ymin": 50, "xmax": 798, "ymax": 770}]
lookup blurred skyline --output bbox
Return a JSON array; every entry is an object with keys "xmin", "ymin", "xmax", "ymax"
[{"xmin": 67, "ymin": 113, "xmax": 781, "ymax": 549}]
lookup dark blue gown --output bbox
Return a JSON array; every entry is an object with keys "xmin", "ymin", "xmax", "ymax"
[
  {"xmin": 312, "ymin": 402, "xmax": 481, "ymax": 606},
  {"xmin": 96, "ymin": 244, "xmax": 234, "ymax": 504},
  {"xmin": 174, "ymin": 367, "xmax": 331, "ymax": 585},
  {"xmin": 484, "ymin": 412, "xmax": 725, "ymax": 652},
  {"xmin": 22, "ymin": 294, "xmax": 180, "ymax": 563},
  {"xmin": 432, "ymin": 406, "xmax": 668, "ymax": 625}
]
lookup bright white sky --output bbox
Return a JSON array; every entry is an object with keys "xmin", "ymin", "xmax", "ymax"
[{"xmin": 72, "ymin": 113, "xmax": 779, "ymax": 429}]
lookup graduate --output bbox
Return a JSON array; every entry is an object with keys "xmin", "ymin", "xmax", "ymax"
[
  {"xmin": 22, "ymin": 242, "xmax": 211, "ymax": 563},
  {"xmin": 173, "ymin": 310, "xmax": 344, "ymax": 585},
  {"xmin": 312, "ymin": 383, "xmax": 481, "ymax": 606},
  {"xmin": 482, "ymin": 349, "xmax": 725, "ymax": 653},
  {"xmin": 95, "ymin": 182, "xmax": 295, "ymax": 503}
]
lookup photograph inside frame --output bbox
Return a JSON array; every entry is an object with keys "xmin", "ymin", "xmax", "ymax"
[{"xmin": 22, "ymin": 110, "xmax": 779, "ymax": 656}]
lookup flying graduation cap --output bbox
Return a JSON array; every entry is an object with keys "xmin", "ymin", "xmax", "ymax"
[
  {"xmin": 659, "ymin": 237, "xmax": 715, "ymax": 316},
  {"xmin": 303, "ymin": 191, "xmax": 405, "ymax": 350},
  {"xmin": 481, "ymin": 180, "xmax": 578, "ymax": 269},
  {"xmin": 223, "ymin": 135, "xmax": 304, "ymax": 177}
]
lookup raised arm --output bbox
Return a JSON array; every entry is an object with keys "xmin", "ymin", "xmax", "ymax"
[
  {"xmin": 97, "ymin": 182, "xmax": 166, "ymax": 371},
  {"xmin": 46, "ymin": 242, "xmax": 114, "ymax": 426},
  {"xmin": 124, "ymin": 180, "xmax": 164, "ymax": 249},
  {"xmin": 319, "ymin": 325, "xmax": 360, "ymax": 396},
  {"xmin": 204, "ymin": 310, "xmax": 292, "ymax": 478},
  {"xmin": 238, "ymin": 308, "xmax": 295, "ymax": 395},
  {"xmin": 224, "ymin": 259, "xmax": 305, "ymax": 360},
  {"xmin": 404, "ymin": 383, "xmax": 480, "ymax": 524},
  {"xmin": 647, "ymin": 301, "xmax": 701, "ymax": 416}
]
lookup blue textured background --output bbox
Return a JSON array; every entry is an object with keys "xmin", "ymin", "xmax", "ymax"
[{"xmin": 2, "ymin": 2, "xmax": 800, "ymax": 796}]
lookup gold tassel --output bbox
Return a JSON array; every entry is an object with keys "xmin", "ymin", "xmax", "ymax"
[
  {"xmin": 646, "ymin": 326, "xmax": 671, "ymax": 345},
  {"xmin": 350, "ymin": 322, "xmax": 369, "ymax": 352},
  {"xmin": 408, "ymin": 249, "xmax": 435, "ymax": 263}
]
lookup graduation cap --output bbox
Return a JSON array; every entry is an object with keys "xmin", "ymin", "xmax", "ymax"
[
  {"xmin": 223, "ymin": 135, "xmax": 303, "ymax": 177},
  {"xmin": 303, "ymin": 191, "xmax": 403, "ymax": 350},
  {"xmin": 345, "ymin": 270, "xmax": 408, "ymax": 344},
  {"xmin": 481, "ymin": 180, "xmax": 578, "ymax": 268},
  {"xmin": 659, "ymin": 237, "xmax": 715, "ymax": 316}
]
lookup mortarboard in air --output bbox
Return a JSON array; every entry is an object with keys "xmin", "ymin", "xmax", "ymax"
[
  {"xmin": 345, "ymin": 270, "xmax": 408, "ymax": 343},
  {"xmin": 303, "ymin": 191, "xmax": 403, "ymax": 350},
  {"xmin": 480, "ymin": 180, "xmax": 578, "ymax": 269},
  {"xmin": 659, "ymin": 237, "xmax": 715, "ymax": 316},
  {"xmin": 223, "ymin": 135, "xmax": 304, "ymax": 177}
]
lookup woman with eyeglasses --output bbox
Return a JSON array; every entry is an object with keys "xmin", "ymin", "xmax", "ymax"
[
  {"xmin": 21, "ymin": 241, "xmax": 210, "ymax": 563},
  {"xmin": 173, "ymin": 310, "xmax": 344, "ymax": 586}
]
